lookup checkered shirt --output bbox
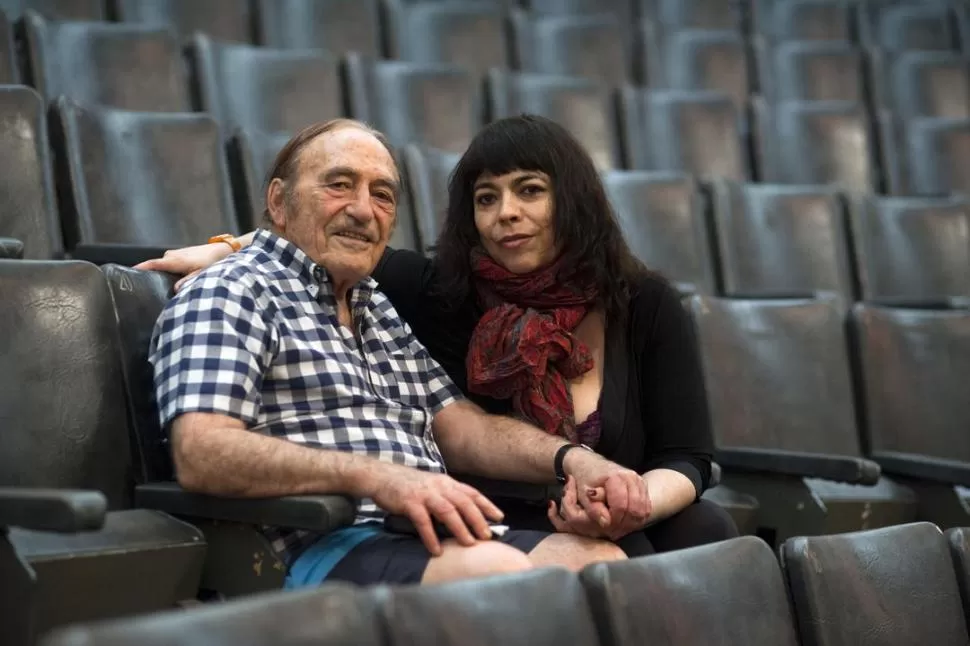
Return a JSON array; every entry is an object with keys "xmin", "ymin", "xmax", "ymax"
[{"xmin": 149, "ymin": 229, "xmax": 462, "ymax": 565}]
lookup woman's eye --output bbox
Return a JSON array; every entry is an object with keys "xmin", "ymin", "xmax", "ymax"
[
  {"xmin": 521, "ymin": 184, "xmax": 544, "ymax": 196},
  {"xmin": 475, "ymin": 194, "xmax": 495, "ymax": 206}
]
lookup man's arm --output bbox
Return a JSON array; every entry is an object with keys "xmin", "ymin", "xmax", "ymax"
[
  {"xmin": 432, "ymin": 401, "xmax": 650, "ymax": 530},
  {"xmin": 172, "ymin": 411, "xmax": 503, "ymax": 555}
]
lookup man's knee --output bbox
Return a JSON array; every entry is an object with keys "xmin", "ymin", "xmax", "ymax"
[
  {"xmin": 528, "ymin": 534, "xmax": 626, "ymax": 572},
  {"xmin": 422, "ymin": 541, "xmax": 534, "ymax": 584}
]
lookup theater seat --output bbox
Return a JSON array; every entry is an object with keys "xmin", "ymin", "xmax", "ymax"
[
  {"xmin": 101, "ymin": 264, "xmax": 356, "ymax": 598},
  {"xmin": 903, "ymin": 117, "xmax": 970, "ymax": 197},
  {"xmin": 191, "ymin": 34, "xmax": 345, "ymax": 138},
  {"xmin": 0, "ymin": 86, "xmax": 61, "ymax": 259},
  {"xmin": 756, "ymin": 0, "xmax": 852, "ymax": 42},
  {"xmin": 0, "ymin": 9, "xmax": 16, "ymax": 83},
  {"xmin": 51, "ymin": 99, "xmax": 240, "ymax": 265},
  {"xmin": 582, "ymin": 536, "xmax": 799, "ymax": 645},
  {"xmin": 0, "ymin": 259, "xmax": 206, "ymax": 646},
  {"xmin": 849, "ymin": 195, "xmax": 970, "ymax": 306},
  {"xmin": 657, "ymin": 29, "xmax": 749, "ymax": 113},
  {"xmin": 602, "ymin": 170, "xmax": 716, "ymax": 296},
  {"xmin": 255, "ymin": 0, "xmax": 382, "ymax": 58},
  {"xmin": 851, "ymin": 303, "xmax": 970, "ymax": 529},
  {"xmin": 514, "ymin": 12, "xmax": 630, "ymax": 86},
  {"xmin": 490, "ymin": 70, "xmax": 620, "ymax": 170},
  {"xmin": 402, "ymin": 145, "xmax": 459, "ymax": 253},
  {"xmin": 783, "ymin": 523, "xmax": 970, "ymax": 646},
  {"xmin": 860, "ymin": 3, "xmax": 960, "ymax": 53},
  {"xmin": 689, "ymin": 295, "xmax": 917, "ymax": 545},
  {"xmin": 113, "ymin": 0, "xmax": 253, "ymax": 43},
  {"xmin": 758, "ymin": 40, "xmax": 866, "ymax": 103},
  {"xmin": 711, "ymin": 180, "xmax": 855, "ymax": 301},
  {"xmin": 381, "ymin": 569, "xmax": 600, "ymax": 646},
  {"xmin": 0, "ymin": 0, "xmax": 103, "ymax": 20},
  {"xmin": 40, "ymin": 583, "xmax": 382, "ymax": 646},
  {"xmin": 23, "ymin": 12, "xmax": 190, "ymax": 111}
]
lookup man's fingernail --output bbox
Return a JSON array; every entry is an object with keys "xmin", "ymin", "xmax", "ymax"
[{"xmin": 599, "ymin": 516, "xmax": 609, "ymax": 527}]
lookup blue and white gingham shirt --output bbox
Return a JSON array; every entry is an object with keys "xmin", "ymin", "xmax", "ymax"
[{"xmin": 149, "ymin": 229, "xmax": 462, "ymax": 564}]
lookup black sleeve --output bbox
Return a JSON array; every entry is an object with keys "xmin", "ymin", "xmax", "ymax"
[
  {"xmin": 372, "ymin": 247, "xmax": 436, "ymax": 323},
  {"xmin": 635, "ymin": 279, "xmax": 714, "ymax": 498}
]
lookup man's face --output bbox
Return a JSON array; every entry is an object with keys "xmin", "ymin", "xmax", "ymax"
[{"xmin": 270, "ymin": 127, "xmax": 399, "ymax": 287}]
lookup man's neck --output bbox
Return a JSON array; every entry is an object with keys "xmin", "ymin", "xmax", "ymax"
[{"xmin": 332, "ymin": 283, "xmax": 354, "ymax": 330}]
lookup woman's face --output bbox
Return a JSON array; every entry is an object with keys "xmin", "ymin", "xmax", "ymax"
[{"xmin": 472, "ymin": 169, "xmax": 558, "ymax": 274}]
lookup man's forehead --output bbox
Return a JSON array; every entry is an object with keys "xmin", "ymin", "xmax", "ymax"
[{"xmin": 300, "ymin": 127, "xmax": 398, "ymax": 180}]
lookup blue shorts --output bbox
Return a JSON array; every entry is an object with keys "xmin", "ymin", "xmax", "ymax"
[{"xmin": 285, "ymin": 523, "xmax": 550, "ymax": 588}]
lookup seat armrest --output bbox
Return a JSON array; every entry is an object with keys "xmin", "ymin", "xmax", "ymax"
[
  {"xmin": 454, "ymin": 474, "xmax": 562, "ymax": 505},
  {"xmin": 71, "ymin": 243, "xmax": 173, "ymax": 267},
  {"xmin": 134, "ymin": 482, "xmax": 356, "ymax": 532},
  {"xmin": 0, "ymin": 487, "xmax": 106, "ymax": 533},
  {"xmin": 871, "ymin": 451, "xmax": 970, "ymax": 488},
  {"xmin": 0, "ymin": 237, "xmax": 24, "ymax": 259},
  {"xmin": 716, "ymin": 448, "xmax": 881, "ymax": 486}
]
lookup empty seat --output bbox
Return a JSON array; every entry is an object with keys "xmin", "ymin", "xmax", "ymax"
[
  {"xmin": 229, "ymin": 128, "xmax": 419, "ymax": 252},
  {"xmin": 490, "ymin": 70, "xmax": 620, "ymax": 170},
  {"xmin": 712, "ymin": 181, "xmax": 854, "ymax": 300},
  {"xmin": 24, "ymin": 13, "xmax": 189, "ymax": 111},
  {"xmin": 255, "ymin": 0, "xmax": 382, "ymax": 58},
  {"xmin": 655, "ymin": 29, "xmax": 749, "ymax": 112},
  {"xmin": 526, "ymin": 0, "xmax": 634, "ymax": 22},
  {"xmin": 783, "ymin": 523, "xmax": 970, "ymax": 646},
  {"xmin": 654, "ymin": 0, "xmax": 741, "ymax": 31},
  {"xmin": 758, "ymin": 0, "xmax": 853, "ymax": 42},
  {"xmin": 759, "ymin": 41, "xmax": 866, "ymax": 103},
  {"xmin": 622, "ymin": 88, "xmax": 749, "ymax": 181},
  {"xmin": 42, "ymin": 584, "xmax": 383, "ymax": 646},
  {"xmin": 850, "ymin": 195, "xmax": 970, "ymax": 305},
  {"xmin": 402, "ymin": 145, "xmax": 459, "ymax": 253},
  {"xmin": 0, "ymin": 260, "xmax": 206, "ymax": 643},
  {"xmin": 755, "ymin": 99, "xmax": 879, "ymax": 193},
  {"xmin": 348, "ymin": 58, "xmax": 482, "ymax": 153},
  {"xmin": 689, "ymin": 294, "xmax": 915, "ymax": 543},
  {"xmin": 602, "ymin": 170, "xmax": 716, "ymax": 295},
  {"xmin": 389, "ymin": 2, "xmax": 508, "ymax": 75},
  {"xmin": 0, "ymin": 0, "xmax": 103, "ymax": 20},
  {"xmin": 852, "ymin": 304, "xmax": 970, "ymax": 504},
  {"xmin": 191, "ymin": 34, "xmax": 345, "ymax": 137},
  {"xmin": 904, "ymin": 117, "xmax": 970, "ymax": 196},
  {"xmin": 860, "ymin": 3, "xmax": 960, "ymax": 52},
  {"xmin": 113, "ymin": 0, "xmax": 253, "ymax": 43},
  {"xmin": 582, "ymin": 536, "xmax": 800, "ymax": 645},
  {"xmin": 876, "ymin": 51, "xmax": 970, "ymax": 121},
  {"xmin": 381, "ymin": 569, "xmax": 600, "ymax": 646},
  {"xmin": 515, "ymin": 13, "xmax": 630, "ymax": 86},
  {"xmin": 52, "ymin": 99, "xmax": 240, "ymax": 264},
  {"xmin": 0, "ymin": 86, "xmax": 61, "ymax": 259}
]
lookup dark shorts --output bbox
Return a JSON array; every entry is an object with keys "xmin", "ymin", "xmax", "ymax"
[{"xmin": 325, "ymin": 529, "xmax": 550, "ymax": 586}]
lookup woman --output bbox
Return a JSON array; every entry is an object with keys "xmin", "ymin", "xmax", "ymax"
[{"xmin": 138, "ymin": 115, "xmax": 737, "ymax": 555}]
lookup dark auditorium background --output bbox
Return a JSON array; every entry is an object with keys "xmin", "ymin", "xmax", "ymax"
[{"xmin": 1, "ymin": 0, "xmax": 970, "ymax": 645}]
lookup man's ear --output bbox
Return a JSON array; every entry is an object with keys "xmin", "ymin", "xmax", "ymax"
[{"xmin": 266, "ymin": 178, "xmax": 288, "ymax": 231}]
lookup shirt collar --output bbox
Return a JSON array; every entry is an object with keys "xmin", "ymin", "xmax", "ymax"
[{"xmin": 251, "ymin": 228, "xmax": 379, "ymax": 296}]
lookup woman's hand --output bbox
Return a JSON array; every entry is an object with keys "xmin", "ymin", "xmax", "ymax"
[
  {"xmin": 548, "ymin": 476, "xmax": 612, "ymax": 538},
  {"xmin": 134, "ymin": 243, "xmax": 235, "ymax": 291}
]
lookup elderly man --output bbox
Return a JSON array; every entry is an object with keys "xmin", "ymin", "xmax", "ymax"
[{"xmin": 149, "ymin": 118, "xmax": 643, "ymax": 588}]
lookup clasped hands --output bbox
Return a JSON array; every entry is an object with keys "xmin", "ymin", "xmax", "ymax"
[{"xmin": 548, "ymin": 451, "xmax": 652, "ymax": 541}]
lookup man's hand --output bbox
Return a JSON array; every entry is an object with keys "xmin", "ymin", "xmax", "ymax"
[
  {"xmin": 134, "ymin": 242, "xmax": 235, "ymax": 291},
  {"xmin": 369, "ymin": 464, "xmax": 504, "ymax": 556},
  {"xmin": 547, "ymin": 476, "xmax": 609, "ymax": 538},
  {"xmin": 563, "ymin": 449, "xmax": 652, "ymax": 540}
]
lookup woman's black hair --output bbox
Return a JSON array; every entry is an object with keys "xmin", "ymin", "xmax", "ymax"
[{"xmin": 432, "ymin": 114, "xmax": 649, "ymax": 319}]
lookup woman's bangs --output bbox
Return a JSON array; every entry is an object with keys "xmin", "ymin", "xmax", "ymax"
[{"xmin": 456, "ymin": 119, "xmax": 554, "ymax": 185}]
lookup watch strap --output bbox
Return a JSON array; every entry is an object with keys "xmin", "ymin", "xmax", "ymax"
[{"xmin": 554, "ymin": 443, "xmax": 588, "ymax": 484}]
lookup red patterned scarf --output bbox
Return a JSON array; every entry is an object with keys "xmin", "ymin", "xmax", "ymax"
[{"xmin": 466, "ymin": 249, "xmax": 597, "ymax": 441}]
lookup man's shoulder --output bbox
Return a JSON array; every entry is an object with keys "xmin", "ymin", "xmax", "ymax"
[
  {"xmin": 366, "ymin": 288, "xmax": 418, "ymax": 346},
  {"xmin": 175, "ymin": 248, "xmax": 281, "ymax": 302}
]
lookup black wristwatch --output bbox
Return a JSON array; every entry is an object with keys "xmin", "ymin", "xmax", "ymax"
[{"xmin": 554, "ymin": 443, "xmax": 594, "ymax": 484}]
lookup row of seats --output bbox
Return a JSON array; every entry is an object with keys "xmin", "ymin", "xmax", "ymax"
[
  {"xmin": 38, "ymin": 524, "xmax": 970, "ymax": 646},
  {"xmin": 4, "ymin": 84, "xmax": 968, "ymax": 307},
  {"xmin": 1, "ymin": 257, "xmax": 968, "ymax": 640}
]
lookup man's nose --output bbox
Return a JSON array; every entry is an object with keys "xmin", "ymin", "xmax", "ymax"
[{"xmin": 345, "ymin": 187, "xmax": 376, "ymax": 222}]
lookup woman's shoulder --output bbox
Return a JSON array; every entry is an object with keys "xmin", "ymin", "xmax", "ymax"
[{"xmin": 622, "ymin": 271, "xmax": 690, "ymax": 345}]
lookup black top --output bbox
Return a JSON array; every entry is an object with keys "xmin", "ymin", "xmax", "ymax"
[{"xmin": 373, "ymin": 249, "xmax": 714, "ymax": 497}]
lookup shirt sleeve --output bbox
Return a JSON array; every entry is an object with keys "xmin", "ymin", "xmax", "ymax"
[
  {"xmin": 149, "ymin": 273, "xmax": 276, "ymax": 429},
  {"xmin": 636, "ymin": 278, "xmax": 715, "ymax": 497}
]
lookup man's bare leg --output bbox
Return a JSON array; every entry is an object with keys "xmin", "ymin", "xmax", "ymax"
[{"xmin": 421, "ymin": 540, "xmax": 535, "ymax": 584}]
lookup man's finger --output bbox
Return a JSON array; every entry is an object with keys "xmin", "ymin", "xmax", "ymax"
[
  {"xmin": 428, "ymin": 497, "xmax": 477, "ymax": 547},
  {"xmin": 408, "ymin": 506, "xmax": 442, "ymax": 557},
  {"xmin": 449, "ymin": 491, "xmax": 493, "ymax": 541},
  {"xmin": 547, "ymin": 501, "xmax": 568, "ymax": 532},
  {"xmin": 459, "ymin": 484, "xmax": 504, "ymax": 522}
]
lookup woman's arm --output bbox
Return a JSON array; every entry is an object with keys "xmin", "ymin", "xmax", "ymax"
[
  {"xmin": 134, "ymin": 231, "xmax": 258, "ymax": 289},
  {"xmin": 635, "ymin": 277, "xmax": 715, "ymax": 519}
]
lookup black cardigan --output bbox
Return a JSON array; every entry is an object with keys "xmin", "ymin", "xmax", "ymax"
[{"xmin": 373, "ymin": 248, "xmax": 714, "ymax": 497}]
